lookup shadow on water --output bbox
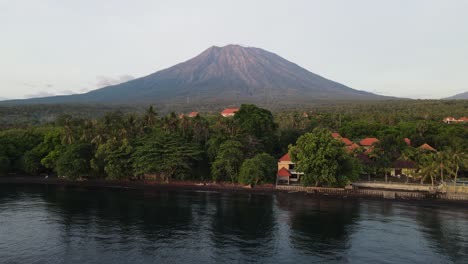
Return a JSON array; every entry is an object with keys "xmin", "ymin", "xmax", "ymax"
[
  {"xmin": 276, "ymin": 194, "xmax": 360, "ymax": 260},
  {"xmin": 209, "ymin": 193, "xmax": 276, "ymax": 262},
  {"xmin": 415, "ymin": 206, "xmax": 468, "ymax": 261},
  {"xmin": 40, "ymin": 185, "xmax": 194, "ymax": 243}
]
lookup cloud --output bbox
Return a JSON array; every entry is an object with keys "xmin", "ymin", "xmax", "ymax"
[
  {"xmin": 96, "ymin": 74, "xmax": 135, "ymax": 88},
  {"xmin": 24, "ymin": 91, "xmax": 57, "ymax": 98},
  {"xmin": 58, "ymin": 90, "xmax": 75, "ymax": 95}
]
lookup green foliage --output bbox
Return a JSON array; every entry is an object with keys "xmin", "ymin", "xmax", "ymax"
[
  {"xmin": 289, "ymin": 128, "xmax": 359, "ymax": 187},
  {"xmin": 23, "ymin": 129, "xmax": 62, "ymax": 175},
  {"xmin": 55, "ymin": 143, "xmax": 93, "ymax": 179},
  {"xmin": 92, "ymin": 138, "xmax": 134, "ymax": 180},
  {"xmin": 0, "ymin": 129, "xmax": 44, "ymax": 175},
  {"xmin": 238, "ymin": 153, "xmax": 277, "ymax": 185},
  {"xmin": 0, "ymin": 101, "xmax": 466, "ymax": 184},
  {"xmin": 234, "ymin": 104, "xmax": 277, "ymax": 153},
  {"xmin": 211, "ymin": 140, "xmax": 244, "ymax": 182},
  {"xmin": 132, "ymin": 130, "xmax": 202, "ymax": 181}
]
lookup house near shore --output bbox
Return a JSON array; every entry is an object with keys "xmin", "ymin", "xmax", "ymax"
[
  {"xmin": 389, "ymin": 160, "xmax": 416, "ymax": 178},
  {"xmin": 276, "ymin": 153, "xmax": 304, "ymax": 185},
  {"xmin": 221, "ymin": 108, "xmax": 239, "ymax": 117}
]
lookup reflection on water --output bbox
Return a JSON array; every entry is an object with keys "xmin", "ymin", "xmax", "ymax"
[{"xmin": 0, "ymin": 184, "xmax": 467, "ymax": 264}]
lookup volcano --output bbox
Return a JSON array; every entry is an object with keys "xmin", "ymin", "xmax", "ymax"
[{"xmin": 2, "ymin": 45, "xmax": 392, "ymax": 105}]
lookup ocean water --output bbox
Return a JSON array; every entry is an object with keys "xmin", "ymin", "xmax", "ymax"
[{"xmin": 0, "ymin": 184, "xmax": 467, "ymax": 264}]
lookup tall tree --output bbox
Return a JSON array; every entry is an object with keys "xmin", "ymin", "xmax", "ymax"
[
  {"xmin": 132, "ymin": 130, "xmax": 202, "ymax": 182},
  {"xmin": 211, "ymin": 140, "xmax": 244, "ymax": 183},
  {"xmin": 238, "ymin": 153, "xmax": 277, "ymax": 185},
  {"xmin": 289, "ymin": 128, "xmax": 358, "ymax": 187}
]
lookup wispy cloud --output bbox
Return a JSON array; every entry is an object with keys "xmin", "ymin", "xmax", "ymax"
[
  {"xmin": 24, "ymin": 91, "xmax": 57, "ymax": 98},
  {"xmin": 96, "ymin": 75, "xmax": 135, "ymax": 88}
]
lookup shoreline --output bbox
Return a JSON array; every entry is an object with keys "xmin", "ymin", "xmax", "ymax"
[{"xmin": 1, "ymin": 176, "xmax": 468, "ymax": 206}]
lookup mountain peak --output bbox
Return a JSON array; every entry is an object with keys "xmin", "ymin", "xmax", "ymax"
[{"xmin": 0, "ymin": 45, "xmax": 392, "ymax": 106}]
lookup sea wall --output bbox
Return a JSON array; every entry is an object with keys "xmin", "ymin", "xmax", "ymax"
[{"xmin": 275, "ymin": 185, "xmax": 468, "ymax": 202}]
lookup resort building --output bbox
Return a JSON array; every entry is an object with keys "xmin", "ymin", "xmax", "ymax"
[
  {"xmin": 221, "ymin": 108, "xmax": 239, "ymax": 117},
  {"xmin": 443, "ymin": 117, "xmax": 457, "ymax": 124},
  {"xmin": 359, "ymin": 138, "xmax": 379, "ymax": 149},
  {"xmin": 331, "ymin": 132, "xmax": 353, "ymax": 146},
  {"xmin": 443, "ymin": 116, "xmax": 468, "ymax": 124},
  {"xmin": 188, "ymin": 112, "xmax": 199, "ymax": 117},
  {"xmin": 276, "ymin": 153, "xmax": 304, "ymax": 185},
  {"xmin": 418, "ymin": 143, "xmax": 437, "ymax": 152},
  {"xmin": 389, "ymin": 160, "xmax": 416, "ymax": 178}
]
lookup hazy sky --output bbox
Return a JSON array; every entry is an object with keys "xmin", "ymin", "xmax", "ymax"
[{"xmin": 1, "ymin": 0, "xmax": 467, "ymax": 100}]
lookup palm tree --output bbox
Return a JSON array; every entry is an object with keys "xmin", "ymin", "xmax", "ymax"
[
  {"xmin": 446, "ymin": 149, "xmax": 468, "ymax": 184},
  {"xmin": 433, "ymin": 151, "xmax": 450, "ymax": 184},
  {"xmin": 418, "ymin": 154, "xmax": 438, "ymax": 186},
  {"xmin": 143, "ymin": 106, "xmax": 158, "ymax": 128},
  {"xmin": 61, "ymin": 117, "xmax": 75, "ymax": 145}
]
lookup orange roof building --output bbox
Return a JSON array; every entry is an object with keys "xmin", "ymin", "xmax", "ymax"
[
  {"xmin": 359, "ymin": 138, "xmax": 379, "ymax": 147},
  {"xmin": 419, "ymin": 143, "xmax": 437, "ymax": 152},
  {"xmin": 276, "ymin": 153, "xmax": 303, "ymax": 185},
  {"xmin": 277, "ymin": 167, "xmax": 292, "ymax": 177},
  {"xmin": 331, "ymin": 132, "xmax": 353, "ymax": 146},
  {"xmin": 341, "ymin": 137, "xmax": 353, "ymax": 146},
  {"xmin": 331, "ymin": 132, "xmax": 341, "ymax": 139},
  {"xmin": 404, "ymin": 138, "xmax": 411, "ymax": 146},
  {"xmin": 443, "ymin": 117, "xmax": 456, "ymax": 123},
  {"xmin": 279, "ymin": 153, "xmax": 291, "ymax": 162},
  {"xmin": 188, "ymin": 112, "xmax": 199, "ymax": 117},
  {"xmin": 221, "ymin": 108, "xmax": 239, "ymax": 117},
  {"xmin": 347, "ymin": 143, "xmax": 360, "ymax": 153}
]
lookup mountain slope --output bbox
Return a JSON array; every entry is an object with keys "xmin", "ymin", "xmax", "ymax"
[
  {"xmin": 444, "ymin": 91, "xmax": 468, "ymax": 100},
  {"xmin": 2, "ymin": 45, "xmax": 393, "ymax": 105}
]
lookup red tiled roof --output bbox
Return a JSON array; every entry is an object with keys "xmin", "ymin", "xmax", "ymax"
[
  {"xmin": 188, "ymin": 112, "xmax": 199, "ymax": 117},
  {"xmin": 341, "ymin": 137, "xmax": 353, "ymax": 146},
  {"xmin": 404, "ymin": 138, "xmax": 411, "ymax": 146},
  {"xmin": 359, "ymin": 138, "xmax": 379, "ymax": 146},
  {"xmin": 364, "ymin": 146, "xmax": 375, "ymax": 154},
  {"xmin": 331, "ymin": 132, "xmax": 341, "ymax": 139},
  {"xmin": 458, "ymin": 117, "xmax": 468, "ymax": 121},
  {"xmin": 279, "ymin": 153, "xmax": 291, "ymax": 162},
  {"xmin": 443, "ymin": 117, "xmax": 455, "ymax": 120},
  {"xmin": 419, "ymin": 143, "xmax": 437, "ymax": 152},
  {"xmin": 221, "ymin": 108, "xmax": 239, "ymax": 115},
  {"xmin": 347, "ymin": 143, "xmax": 360, "ymax": 153},
  {"xmin": 277, "ymin": 167, "xmax": 291, "ymax": 177}
]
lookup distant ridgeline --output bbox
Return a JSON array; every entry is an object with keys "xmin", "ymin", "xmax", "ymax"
[{"xmin": 0, "ymin": 100, "xmax": 467, "ymax": 128}]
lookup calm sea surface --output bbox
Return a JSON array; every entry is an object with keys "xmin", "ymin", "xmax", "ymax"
[{"xmin": 0, "ymin": 184, "xmax": 467, "ymax": 264}]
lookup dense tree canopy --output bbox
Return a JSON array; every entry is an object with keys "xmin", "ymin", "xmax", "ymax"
[
  {"xmin": 0, "ymin": 101, "xmax": 466, "ymax": 185},
  {"xmin": 289, "ymin": 128, "xmax": 361, "ymax": 187}
]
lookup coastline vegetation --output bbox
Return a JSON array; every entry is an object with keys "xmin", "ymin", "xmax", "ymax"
[{"xmin": 0, "ymin": 101, "xmax": 466, "ymax": 187}]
